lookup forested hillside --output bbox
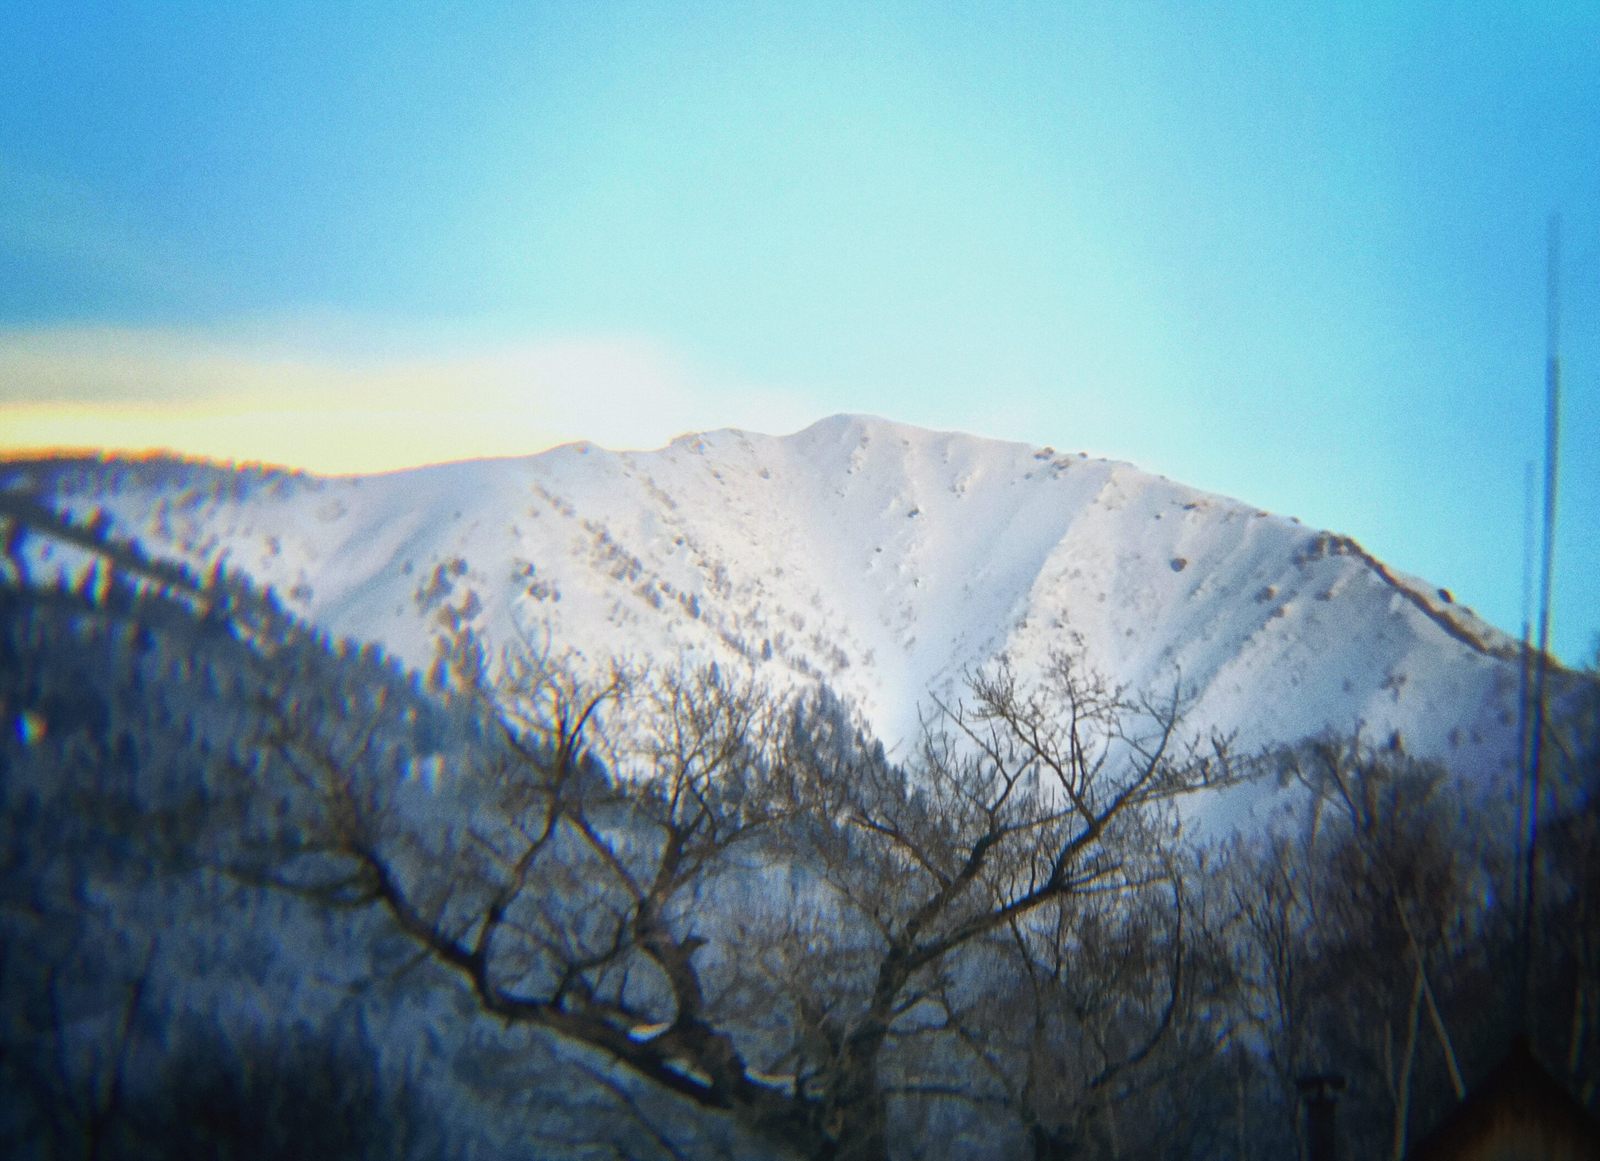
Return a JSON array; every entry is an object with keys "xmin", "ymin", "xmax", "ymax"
[{"xmin": 3, "ymin": 491, "xmax": 1595, "ymax": 1160}]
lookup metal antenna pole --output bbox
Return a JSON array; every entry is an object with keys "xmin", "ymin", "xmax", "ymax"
[
  {"xmin": 1522, "ymin": 213, "xmax": 1562, "ymax": 1026},
  {"xmin": 1513, "ymin": 458, "xmax": 1534, "ymax": 986}
]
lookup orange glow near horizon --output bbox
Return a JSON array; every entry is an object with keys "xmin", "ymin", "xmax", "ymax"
[
  {"xmin": 0, "ymin": 326, "xmax": 812, "ymax": 475},
  {"xmin": 0, "ymin": 399, "xmax": 573, "ymax": 476}
]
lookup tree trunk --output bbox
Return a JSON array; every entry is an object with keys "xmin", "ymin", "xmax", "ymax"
[
  {"xmin": 819, "ymin": 1062, "xmax": 889, "ymax": 1161},
  {"xmin": 1104, "ymin": 1092, "xmax": 1123, "ymax": 1160},
  {"xmin": 802, "ymin": 1022, "xmax": 892, "ymax": 1161},
  {"xmin": 1028, "ymin": 1122, "xmax": 1078, "ymax": 1161},
  {"xmin": 1390, "ymin": 962, "xmax": 1424, "ymax": 1161}
]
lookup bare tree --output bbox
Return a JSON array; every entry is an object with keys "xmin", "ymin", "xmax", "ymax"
[
  {"xmin": 219, "ymin": 633, "xmax": 1235, "ymax": 1161},
  {"xmin": 926, "ymin": 856, "xmax": 1194, "ymax": 1161},
  {"xmin": 1250, "ymin": 737, "xmax": 1479, "ymax": 1160},
  {"xmin": 5, "ymin": 494, "xmax": 1243, "ymax": 1159},
  {"xmin": 793, "ymin": 654, "xmax": 1233, "ymax": 1157}
]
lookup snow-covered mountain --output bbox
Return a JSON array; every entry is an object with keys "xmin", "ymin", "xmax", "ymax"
[{"xmin": 12, "ymin": 413, "xmax": 1523, "ymax": 808}]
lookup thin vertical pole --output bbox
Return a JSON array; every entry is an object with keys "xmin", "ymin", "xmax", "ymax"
[
  {"xmin": 1514, "ymin": 459, "xmax": 1535, "ymax": 1016},
  {"xmin": 1522, "ymin": 214, "xmax": 1562, "ymax": 1026},
  {"xmin": 1514, "ymin": 459, "xmax": 1534, "ymax": 926}
]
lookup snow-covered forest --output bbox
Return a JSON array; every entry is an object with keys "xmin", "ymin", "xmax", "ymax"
[{"xmin": 3, "ymin": 491, "xmax": 1597, "ymax": 1160}]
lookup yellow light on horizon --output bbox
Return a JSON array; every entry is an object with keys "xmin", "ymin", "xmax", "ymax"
[
  {"xmin": 0, "ymin": 399, "xmax": 572, "ymax": 475},
  {"xmin": 0, "ymin": 324, "xmax": 815, "ymax": 475}
]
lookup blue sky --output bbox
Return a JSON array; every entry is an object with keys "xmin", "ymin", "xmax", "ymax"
[{"xmin": 2, "ymin": 1, "xmax": 1597, "ymax": 663}]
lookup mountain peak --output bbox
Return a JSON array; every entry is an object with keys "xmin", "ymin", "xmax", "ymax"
[{"xmin": 19, "ymin": 415, "xmax": 1522, "ymax": 826}]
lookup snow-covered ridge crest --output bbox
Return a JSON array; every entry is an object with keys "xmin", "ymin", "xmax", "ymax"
[{"xmin": 9, "ymin": 413, "xmax": 1522, "ymax": 799}]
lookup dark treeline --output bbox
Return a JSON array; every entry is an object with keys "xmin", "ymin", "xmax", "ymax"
[{"xmin": 3, "ymin": 493, "xmax": 1596, "ymax": 1160}]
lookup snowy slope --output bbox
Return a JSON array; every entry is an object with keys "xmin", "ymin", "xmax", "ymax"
[{"xmin": 12, "ymin": 414, "xmax": 1523, "ymax": 817}]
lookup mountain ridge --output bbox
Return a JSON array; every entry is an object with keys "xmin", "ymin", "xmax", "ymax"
[{"xmin": 5, "ymin": 413, "xmax": 1524, "ymax": 822}]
